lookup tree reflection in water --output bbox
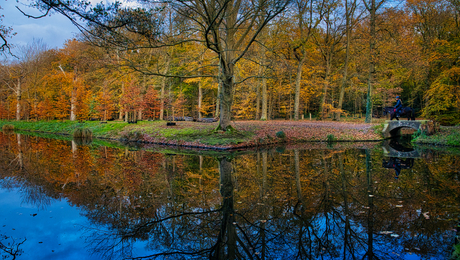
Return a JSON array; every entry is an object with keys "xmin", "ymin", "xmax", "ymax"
[{"xmin": 0, "ymin": 132, "xmax": 458, "ymax": 259}]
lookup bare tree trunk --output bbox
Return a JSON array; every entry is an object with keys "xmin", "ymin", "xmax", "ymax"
[
  {"xmin": 294, "ymin": 54, "xmax": 307, "ymax": 120},
  {"xmin": 160, "ymin": 59, "xmax": 171, "ymax": 121},
  {"xmin": 219, "ymin": 73, "xmax": 234, "ymax": 130},
  {"xmin": 365, "ymin": 0, "xmax": 377, "ymax": 123},
  {"xmin": 215, "ymin": 78, "xmax": 221, "ymax": 118},
  {"xmin": 320, "ymin": 56, "xmax": 331, "ymax": 119},
  {"xmin": 70, "ymin": 86, "xmax": 76, "ymax": 121},
  {"xmin": 16, "ymin": 78, "xmax": 21, "ymax": 121},
  {"xmin": 336, "ymin": 0, "xmax": 354, "ymax": 121},
  {"xmin": 260, "ymin": 76, "xmax": 268, "ymax": 120},
  {"xmin": 259, "ymin": 48, "xmax": 268, "ymax": 121},
  {"xmin": 119, "ymin": 83, "xmax": 124, "ymax": 120},
  {"xmin": 198, "ymin": 54, "xmax": 204, "ymax": 119},
  {"xmin": 198, "ymin": 80, "xmax": 203, "ymax": 119},
  {"xmin": 17, "ymin": 133, "xmax": 23, "ymax": 169}
]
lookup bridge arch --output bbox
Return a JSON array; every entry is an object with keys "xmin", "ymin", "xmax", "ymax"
[{"xmin": 382, "ymin": 120, "xmax": 428, "ymax": 138}]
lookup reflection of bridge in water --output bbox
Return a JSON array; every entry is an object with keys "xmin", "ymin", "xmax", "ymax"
[
  {"xmin": 382, "ymin": 120, "xmax": 430, "ymax": 138},
  {"xmin": 382, "ymin": 139, "xmax": 419, "ymax": 178},
  {"xmin": 382, "ymin": 139, "xmax": 420, "ymax": 158}
]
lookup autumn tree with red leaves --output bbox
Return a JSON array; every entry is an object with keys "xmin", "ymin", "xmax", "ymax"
[
  {"xmin": 142, "ymin": 87, "xmax": 160, "ymax": 120},
  {"xmin": 120, "ymin": 81, "xmax": 142, "ymax": 122}
]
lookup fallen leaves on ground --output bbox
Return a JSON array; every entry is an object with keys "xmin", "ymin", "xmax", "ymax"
[{"xmin": 137, "ymin": 120, "xmax": 381, "ymax": 150}]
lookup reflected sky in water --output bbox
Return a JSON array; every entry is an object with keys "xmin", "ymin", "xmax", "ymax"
[{"xmin": 0, "ymin": 132, "xmax": 458, "ymax": 260}]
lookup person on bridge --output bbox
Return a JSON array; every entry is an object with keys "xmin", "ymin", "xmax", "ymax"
[{"xmin": 395, "ymin": 96, "xmax": 403, "ymax": 117}]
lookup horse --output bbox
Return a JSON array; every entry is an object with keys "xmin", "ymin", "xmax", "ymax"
[{"xmin": 383, "ymin": 106, "xmax": 415, "ymax": 121}]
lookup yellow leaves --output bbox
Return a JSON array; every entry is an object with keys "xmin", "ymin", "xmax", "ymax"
[{"xmin": 422, "ymin": 67, "xmax": 460, "ymax": 118}]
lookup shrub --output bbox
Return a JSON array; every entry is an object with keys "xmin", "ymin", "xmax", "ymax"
[
  {"xmin": 326, "ymin": 134, "xmax": 336, "ymax": 142},
  {"xmin": 276, "ymin": 131, "xmax": 286, "ymax": 139}
]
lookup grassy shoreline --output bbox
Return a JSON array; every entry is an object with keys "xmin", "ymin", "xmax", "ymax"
[
  {"xmin": 0, "ymin": 119, "xmax": 386, "ymax": 150},
  {"xmin": 412, "ymin": 126, "xmax": 460, "ymax": 147},
  {"xmin": 1, "ymin": 119, "xmax": 459, "ymax": 148}
]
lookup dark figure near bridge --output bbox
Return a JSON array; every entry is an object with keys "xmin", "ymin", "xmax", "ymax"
[{"xmin": 383, "ymin": 106, "xmax": 415, "ymax": 121}]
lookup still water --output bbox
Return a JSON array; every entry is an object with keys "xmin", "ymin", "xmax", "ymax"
[{"xmin": 0, "ymin": 132, "xmax": 459, "ymax": 260}]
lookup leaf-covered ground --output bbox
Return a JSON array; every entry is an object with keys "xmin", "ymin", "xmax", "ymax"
[{"xmin": 126, "ymin": 120, "xmax": 383, "ymax": 149}]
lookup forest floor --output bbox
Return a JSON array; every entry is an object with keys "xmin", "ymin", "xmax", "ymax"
[{"xmin": 0, "ymin": 119, "xmax": 384, "ymax": 150}]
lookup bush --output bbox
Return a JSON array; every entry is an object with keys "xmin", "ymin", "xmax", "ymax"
[
  {"xmin": 2, "ymin": 124, "xmax": 14, "ymax": 131},
  {"xmin": 326, "ymin": 134, "xmax": 336, "ymax": 142},
  {"xmin": 276, "ymin": 131, "xmax": 286, "ymax": 139}
]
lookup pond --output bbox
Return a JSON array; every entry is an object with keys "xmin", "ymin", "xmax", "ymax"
[{"xmin": 0, "ymin": 132, "xmax": 459, "ymax": 260}]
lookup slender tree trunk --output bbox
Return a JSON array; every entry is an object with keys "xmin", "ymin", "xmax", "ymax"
[
  {"xmin": 260, "ymin": 49, "xmax": 268, "ymax": 120},
  {"xmin": 256, "ymin": 83, "xmax": 261, "ymax": 119},
  {"xmin": 294, "ymin": 54, "xmax": 307, "ymax": 120},
  {"xmin": 70, "ymin": 86, "xmax": 76, "ymax": 121},
  {"xmin": 295, "ymin": 149, "xmax": 301, "ymax": 200},
  {"xmin": 260, "ymin": 76, "xmax": 267, "ymax": 120},
  {"xmin": 215, "ymin": 78, "xmax": 221, "ymax": 118},
  {"xmin": 17, "ymin": 133, "xmax": 23, "ymax": 169},
  {"xmin": 70, "ymin": 70, "xmax": 77, "ymax": 121},
  {"xmin": 16, "ymin": 78, "xmax": 21, "ymax": 121},
  {"xmin": 198, "ymin": 54, "xmax": 203, "ymax": 119},
  {"xmin": 160, "ymin": 59, "xmax": 171, "ymax": 121},
  {"xmin": 365, "ymin": 0, "xmax": 376, "ymax": 123},
  {"xmin": 198, "ymin": 80, "xmax": 203, "ymax": 119},
  {"xmin": 119, "ymin": 83, "xmax": 124, "ymax": 120},
  {"xmin": 320, "ymin": 56, "xmax": 331, "ymax": 119},
  {"xmin": 336, "ymin": 0, "xmax": 353, "ymax": 121}
]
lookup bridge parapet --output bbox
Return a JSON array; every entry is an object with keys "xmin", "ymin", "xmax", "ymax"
[{"xmin": 382, "ymin": 120, "xmax": 429, "ymax": 138}]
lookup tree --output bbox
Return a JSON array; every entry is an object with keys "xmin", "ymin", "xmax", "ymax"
[
  {"xmin": 30, "ymin": 0, "xmax": 291, "ymax": 131},
  {"xmin": 363, "ymin": 0, "xmax": 388, "ymax": 122},
  {"xmin": 291, "ymin": 0, "xmax": 325, "ymax": 120},
  {"xmin": 335, "ymin": 0, "xmax": 360, "ymax": 120},
  {"xmin": 142, "ymin": 86, "xmax": 160, "ymax": 120},
  {"xmin": 120, "ymin": 80, "xmax": 142, "ymax": 122}
]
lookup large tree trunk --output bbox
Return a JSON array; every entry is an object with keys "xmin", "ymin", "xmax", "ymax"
[
  {"xmin": 218, "ymin": 72, "xmax": 234, "ymax": 131},
  {"xmin": 217, "ymin": 29, "xmax": 236, "ymax": 131}
]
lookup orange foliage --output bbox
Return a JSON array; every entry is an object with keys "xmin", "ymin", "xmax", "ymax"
[{"xmin": 142, "ymin": 87, "xmax": 160, "ymax": 120}]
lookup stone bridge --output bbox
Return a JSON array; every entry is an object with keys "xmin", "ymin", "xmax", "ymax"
[{"xmin": 382, "ymin": 120, "xmax": 429, "ymax": 138}]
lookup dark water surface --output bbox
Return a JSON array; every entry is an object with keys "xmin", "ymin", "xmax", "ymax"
[{"xmin": 0, "ymin": 132, "xmax": 459, "ymax": 260}]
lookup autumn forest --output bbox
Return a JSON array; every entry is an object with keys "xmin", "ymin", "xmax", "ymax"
[{"xmin": 1, "ymin": 0, "xmax": 460, "ymax": 126}]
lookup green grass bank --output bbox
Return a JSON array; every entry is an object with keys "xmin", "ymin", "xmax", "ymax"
[
  {"xmin": 0, "ymin": 119, "xmax": 385, "ymax": 149},
  {"xmin": 413, "ymin": 126, "xmax": 460, "ymax": 147}
]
